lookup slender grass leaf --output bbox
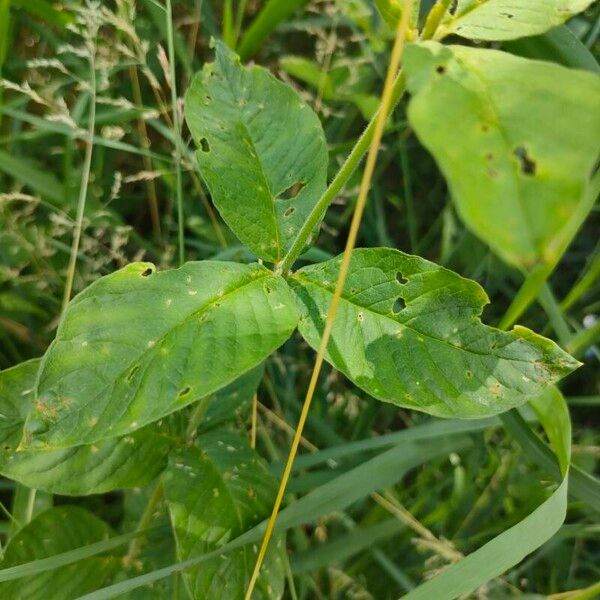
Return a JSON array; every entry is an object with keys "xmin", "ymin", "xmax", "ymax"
[
  {"xmin": 12, "ymin": 0, "xmax": 73, "ymax": 27},
  {"xmin": 185, "ymin": 41, "xmax": 328, "ymax": 263},
  {"xmin": 291, "ymin": 248, "xmax": 578, "ymax": 419},
  {"xmin": 502, "ymin": 409, "xmax": 600, "ymax": 511},
  {"xmin": 404, "ymin": 42, "xmax": 600, "ymax": 269},
  {"xmin": 0, "ymin": 527, "xmax": 161, "ymax": 583},
  {"xmin": 0, "ymin": 148, "xmax": 64, "ymax": 205},
  {"xmin": 437, "ymin": 0, "xmax": 596, "ymax": 41},
  {"xmin": 237, "ymin": 0, "xmax": 311, "ymax": 60},
  {"xmin": 23, "ymin": 261, "xmax": 298, "ymax": 449},
  {"xmin": 404, "ymin": 386, "xmax": 571, "ymax": 599},
  {"xmin": 0, "ymin": 359, "xmax": 172, "ymax": 494},
  {"xmin": 163, "ymin": 430, "xmax": 285, "ymax": 599},
  {"xmin": 75, "ymin": 434, "xmax": 471, "ymax": 599},
  {"xmin": 292, "ymin": 518, "xmax": 405, "ymax": 574},
  {"xmin": 0, "ymin": 506, "xmax": 117, "ymax": 599},
  {"xmin": 504, "ymin": 24, "xmax": 600, "ymax": 73}
]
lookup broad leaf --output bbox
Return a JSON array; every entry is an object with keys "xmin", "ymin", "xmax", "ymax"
[
  {"xmin": 0, "ymin": 506, "xmax": 117, "ymax": 599},
  {"xmin": 437, "ymin": 0, "xmax": 595, "ymax": 41},
  {"xmin": 185, "ymin": 41, "xmax": 328, "ymax": 263},
  {"xmin": 163, "ymin": 430, "xmax": 285, "ymax": 599},
  {"xmin": 24, "ymin": 260, "xmax": 298, "ymax": 449},
  {"xmin": 404, "ymin": 42, "xmax": 600, "ymax": 269},
  {"xmin": 0, "ymin": 360, "xmax": 171, "ymax": 495},
  {"xmin": 119, "ymin": 488, "xmax": 185, "ymax": 600},
  {"xmin": 201, "ymin": 364, "xmax": 264, "ymax": 433},
  {"xmin": 504, "ymin": 24, "xmax": 600, "ymax": 73},
  {"xmin": 291, "ymin": 248, "xmax": 579, "ymax": 419}
]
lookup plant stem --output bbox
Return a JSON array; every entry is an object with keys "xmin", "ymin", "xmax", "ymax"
[
  {"xmin": 250, "ymin": 393, "xmax": 258, "ymax": 448},
  {"xmin": 421, "ymin": 0, "xmax": 452, "ymax": 40},
  {"xmin": 245, "ymin": 6, "xmax": 414, "ymax": 597},
  {"xmin": 567, "ymin": 319, "xmax": 600, "ymax": 358},
  {"xmin": 499, "ymin": 170, "xmax": 600, "ymax": 330},
  {"xmin": 276, "ymin": 71, "xmax": 407, "ymax": 275},
  {"xmin": 62, "ymin": 37, "xmax": 97, "ymax": 312},
  {"xmin": 124, "ymin": 480, "xmax": 164, "ymax": 568},
  {"xmin": 165, "ymin": 0, "xmax": 185, "ymax": 266},
  {"xmin": 560, "ymin": 249, "xmax": 600, "ymax": 311}
]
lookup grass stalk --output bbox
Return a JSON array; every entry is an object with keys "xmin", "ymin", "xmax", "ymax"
[
  {"xmin": 245, "ymin": 5, "xmax": 414, "ymax": 596},
  {"xmin": 165, "ymin": 0, "xmax": 185, "ymax": 266},
  {"xmin": 61, "ymin": 34, "xmax": 97, "ymax": 312}
]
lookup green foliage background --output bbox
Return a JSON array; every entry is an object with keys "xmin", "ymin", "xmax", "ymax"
[{"xmin": 0, "ymin": 1, "xmax": 599, "ymax": 599}]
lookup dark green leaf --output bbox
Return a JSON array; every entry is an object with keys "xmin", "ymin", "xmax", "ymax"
[
  {"xmin": 0, "ymin": 359, "xmax": 171, "ymax": 495},
  {"xmin": 24, "ymin": 261, "xmax": 298, "ymax": 448},
  {"xmin": 163, "ymin": 430, "xmax": 285, "ymax": 599},
  {"xmin": 291, "ymin": 248, "xmax": 579, "ymax": 418},
  {"xmin": 185, "ymin": 42, "xmax": 328, "ymax": 263},
  {"xmin": 0, "ymin": 506, "xmax": 117, "ymax": 599}
]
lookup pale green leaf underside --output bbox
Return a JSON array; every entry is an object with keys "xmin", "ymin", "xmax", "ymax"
[
  {"xmin": 0, "ymin": 360, "xmax": 171, "ymax": 495},
  {"xmin": 164, "ymin": 430, "xmax": 285, "ymax": 599},
  {"xmin": 0, "ymin": 506, "xmax": 116, "ymax": 599},
  {"xmin": 292, "ymin": 248, "xmax": 578, "ymax": 419},
  {"xmin": 25, "ymin": 260, "xmax": 298, "ymax": 449},
  {"xmin": 405, "ymin": 42, "xmax": 600, "ymax": 268},
  {"xmin": 185, "ymin": 41, "xmax": 328, "ymax": 263},
  {"xmin": 439, "ymin": 0, "xmax": 595, "ymax": 41}
]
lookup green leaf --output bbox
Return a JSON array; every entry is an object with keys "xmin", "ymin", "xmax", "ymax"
[
  {"xmin": 504, "ymin": 24, "xmax": 600, "ymax": 73},
  {"xmin": 404, "ymin": 42, "xmax": 600, "ymax": 269},
  {"xmin": 0, "ymin": 149, "xmax": 64, "ymax": 206},
  {"xmin": 185, "ymin": 41, "xmax": 328, "ymax": 263},
  {"xmin": 201, "ymin": 364, "xmax": 264, "ymax": 432},
  {"xmin": 438, "ymin": 0, "xmax": 596, "ymax": 41},
  {"xmin": 0, "ymin": 506, "xmax": 117, "ymax": 599},
  {"xmin": 0, "ymin": 359, "xmax": 171, "ymax": 495},
  {"xmin": 291, "ymin": 248, "xmax": 579, "ymax": 419},
  {"xmin": 405, "ymin": 386, "xmax": 571, "ymax": 599},
  {"xmin": 163, "ymin": 430, "xmax": 285, "ymax": 599},
  {"xmin": 23, "ymin": 260, "xmax": 298, "ymax": 449}
]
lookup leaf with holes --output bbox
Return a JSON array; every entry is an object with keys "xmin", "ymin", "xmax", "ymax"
[
  {"xmin": 0, "ymin": 359, "xmax": 172, "ymax": 494},
  {"xmin": 23, "ymin": 261, "xmax": 298, "ymax": 449},
  {"xmin": 0, "ymin": 506, "xmax": 117, "ymax": 599},
  {"xmin": 404, "ymin": 42, "xmax": 600, "ymax": 268},
  {"xmin": 437, "ymin": 0, "xmax": 596, "ymax": 41},
  {"xmin": 185, "ymin": 41, "xmax": 328, "ymax": 263},
  {"xmin": 291, "ymin": 248, "xmax": 579, "ymax": 419},
  {"xmin": 163, "ymin": 430, "xmax": 285, "ymax": 599}
]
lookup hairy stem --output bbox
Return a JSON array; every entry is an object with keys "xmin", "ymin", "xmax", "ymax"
[
  {"xmin": 276, "ymin": 71, "xmax": 407, "ymax": 275},
  {"xmin": 245, "ymin": 5, "xmax": 414, "ymax": 597}
]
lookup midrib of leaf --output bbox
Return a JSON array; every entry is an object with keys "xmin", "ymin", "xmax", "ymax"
[
  {"xmin": 238, "ymin": 122, "xmax": 282, "ymax": 261},
  {"xmin": 293, "ymin": 272, "xmax": 522, "ymax": 361},
  {"xmin": 36, "ymin": 268, "xmax": 274, "ymax": 441}
]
